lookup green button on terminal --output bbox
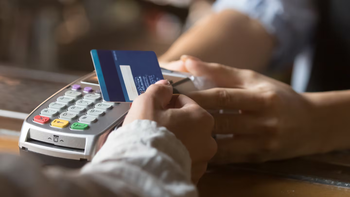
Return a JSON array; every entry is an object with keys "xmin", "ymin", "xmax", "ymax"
[{"xmin": 71, "ymin": 122, "xmax": 89, "ymax": 130}]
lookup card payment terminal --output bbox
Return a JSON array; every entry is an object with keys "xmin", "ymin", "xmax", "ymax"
[{"xmin": 18, "ymin": 69, "xmax": 197, "ymax": 168}]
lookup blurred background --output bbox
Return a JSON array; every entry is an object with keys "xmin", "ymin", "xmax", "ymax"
[{"xmin": 0, "ymin": 0, "xmax": 215, "ymax": 74}]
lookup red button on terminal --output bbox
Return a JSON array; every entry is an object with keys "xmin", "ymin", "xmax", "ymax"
[{"xmin": 34, "ymin": 115, "xmax": 50, "ymax": 124}]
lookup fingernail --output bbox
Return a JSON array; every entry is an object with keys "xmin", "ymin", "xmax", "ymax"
[
  {"xmin": 181, "ymin": 55, "xmax": 201, "ymax": 63},
  {"xmin": 155, "ymin": 80, "xmax": 171, "ymax": 85}
]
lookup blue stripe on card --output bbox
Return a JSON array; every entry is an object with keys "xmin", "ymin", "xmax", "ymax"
[{"xmin": 90, "ymin": 50, "xmax": 110, "ymax": 101}]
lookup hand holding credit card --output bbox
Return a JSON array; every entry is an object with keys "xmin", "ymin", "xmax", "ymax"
[{"xmin": 91, "ymin": 50, "xmax": 164, "ymax": 102}]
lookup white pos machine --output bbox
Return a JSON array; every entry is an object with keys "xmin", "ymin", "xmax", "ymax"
[{"xmin": 18, "ymin": 69, "xmax": 198, "ymax": 168}]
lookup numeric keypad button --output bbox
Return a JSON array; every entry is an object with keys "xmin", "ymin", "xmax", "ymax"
[
  {"xmin": 79, "ymin": 115, "xmax": 97, "ymax": 124},
  {"xmin": 59, "ymin": 112, "xmax": 78, "ymax": 121},
  {"xmin": 40, "ymin": 108, "xmax": 59, "ymax": 117},
  {"xmin": 84, "ymin": 94, "xmax": 101, "ymax": 102},
  {"xmin": 87, "ymin": 109, "xmax": 105, "ymax": 117},
  {"xmin": 57, "ymin": 96, "xmax": 74, "ymax": 104},
  {"xmin": 65, "ymin": 90, "xmax": 82, "ymax": 99},
  {"xmin": 95, "ymin": 103, "xmax": 114, "ymax": 110},
  {"xmin": 49, "ymin": 102, "xmax": 67, "ymax": 110},
  {"xmin": 68, "ymin": 105, "xmax": 86, "ymax": 113},
  {"xmin": 76, "ymin": 99, "xmax": 93, "ymax": 107}
]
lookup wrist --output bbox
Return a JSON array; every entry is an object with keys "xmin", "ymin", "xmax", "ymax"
[{"xmin": 302, "ymin": 91, "xmax": 350, "ymax": 152}]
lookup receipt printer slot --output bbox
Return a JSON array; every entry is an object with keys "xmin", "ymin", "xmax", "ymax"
[{"xmin": 26, "ymin": 129, "xmax": 86, "ymax": 151}]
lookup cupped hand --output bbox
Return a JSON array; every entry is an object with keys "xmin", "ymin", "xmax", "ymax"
[
  {"xmin": 124, "ymin": 80, "xmax": 217, "ymax": 183},
  {"xmin": 165, "ymin": 56, "xmax": 324, "ymax": 164}
]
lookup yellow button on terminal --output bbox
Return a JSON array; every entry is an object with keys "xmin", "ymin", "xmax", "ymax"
[{"xmin": 51, "ymin": 119, "xmax": 69, "ymax": 128}]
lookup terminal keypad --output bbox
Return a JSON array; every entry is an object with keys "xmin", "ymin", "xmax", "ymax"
[{"xmin": 34, "ymin": 85, "xmax": 115, "ymax": 131}]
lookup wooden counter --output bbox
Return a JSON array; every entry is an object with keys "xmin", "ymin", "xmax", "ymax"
[
  {"xmin": 198, "ymin": 166, "xmax": 350, "ymax": 197},
  {"xmin": 1, "ymin": 135, "xmax": 350, "ymax": 196},
  {"xmin": 1, "ymin": 116, "xmax": 350, "ymax": 196},
  {"xmin": 0, "ymin": 136, "xmax": 19, "ymax": 153}
]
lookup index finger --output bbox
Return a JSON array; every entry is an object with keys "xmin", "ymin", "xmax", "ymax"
[
  {"xmin": 188, "ymin": 88, "xmax": 265, "ymax": 111},
  {"xmin": 159, "ymin": 60, "xmax": 189, "ymax": 72}
]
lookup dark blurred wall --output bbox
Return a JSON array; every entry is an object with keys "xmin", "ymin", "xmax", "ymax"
[{"xmin": 0, "ymin": 0, "xmax": 190, "ymax": 73}]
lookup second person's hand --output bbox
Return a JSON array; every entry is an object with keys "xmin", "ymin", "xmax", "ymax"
[{"xmin": 165, "ymin": 56, "xmax": 327, "ymax": 164}]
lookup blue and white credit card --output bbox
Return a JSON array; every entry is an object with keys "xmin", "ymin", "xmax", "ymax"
[{"xmin": 91, "ymin": 50, "xmax": 164, "ymax": 102}]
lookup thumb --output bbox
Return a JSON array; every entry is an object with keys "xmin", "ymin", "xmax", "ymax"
[
  {"xmin": 181, "ymin": 55, "xmax": 244, "ymax": 88},
  {"xmin": 143, "ymin": 80, "xmax": 173, "ymax": 109},
  {"xmin": 180, "ymin": 55, "xmax": 205, "ymax": 76}
]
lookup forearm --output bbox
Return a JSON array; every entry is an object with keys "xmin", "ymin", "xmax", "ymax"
[
  {"xmin": 159, "ymin": 10, "xmax": 275, "ymax": 72},
  {"xmin": 304, "ymin": 90, "xmax": 350, "ymax": 152}
]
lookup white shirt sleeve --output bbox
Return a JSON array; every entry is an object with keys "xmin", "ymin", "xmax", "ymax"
[
  {"xmin": 81, "ymin": 120, "xmax": 197, "ymax": 197},
  {"xmin": 213, "ymin": 0, "xmax": 318, "ymax": 69},
  {"xmin": 0, "ymin": 120, "xmax": 197, "ymax": 197}
]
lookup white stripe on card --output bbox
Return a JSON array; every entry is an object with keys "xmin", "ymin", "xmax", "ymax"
[{"xmin": 120, "ymin": 65, "xmax": 139, "ymax": 101}]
